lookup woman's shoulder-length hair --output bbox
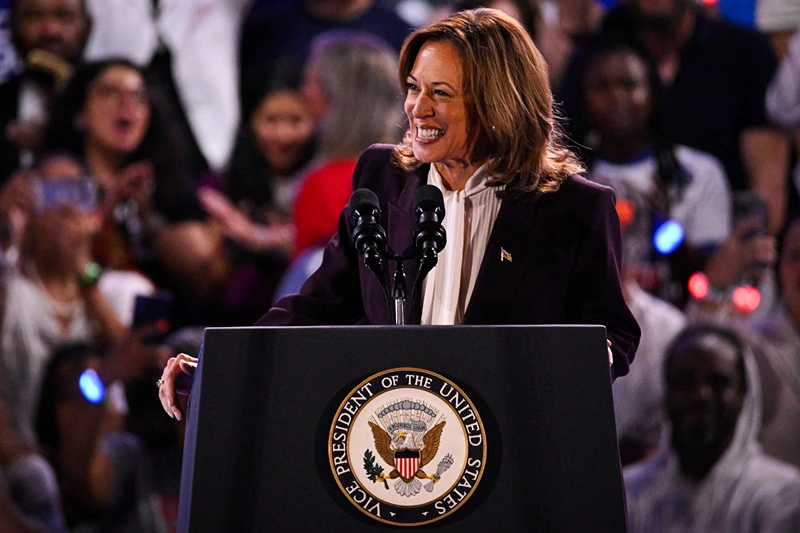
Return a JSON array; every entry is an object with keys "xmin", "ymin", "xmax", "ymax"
[
  {"xmin": 394, "ymin": 8, "xmax": 583, "ymax": 200},
  {"xmin": 309, "ymin": 31, "xmax": 403, "ymax": 161}
]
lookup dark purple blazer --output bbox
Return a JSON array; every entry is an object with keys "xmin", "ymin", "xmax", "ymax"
[{"xmin": 257, "ymin": 145, "xmax": 640, "ymax": 379}]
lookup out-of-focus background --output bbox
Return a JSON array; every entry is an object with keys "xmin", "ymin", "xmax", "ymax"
[{"xmin": 1, "ymin": 0, "xmax": 800, "ymax": 531}]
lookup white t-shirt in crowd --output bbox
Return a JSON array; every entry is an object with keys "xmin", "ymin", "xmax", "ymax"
[
  {"xmin": 0, "ymin": 269, "xmax": 153, "ymax": 446},
  {"xmin": 589, "ymin": 145, "xmax": 732, "ymax": 248}
]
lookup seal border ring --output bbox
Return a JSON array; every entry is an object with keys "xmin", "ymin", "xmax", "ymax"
[{"xmin": 328, "ymin": 367, "xmax": 487, "ymax": 527}]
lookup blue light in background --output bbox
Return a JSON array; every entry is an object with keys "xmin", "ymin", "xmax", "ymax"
[
  {"xmin": 79, "ymin": 369, "xmax": 105, "ymax": 404},
  {"xmin": 653, "ymin": 220, "xmax": 684, "ymax": 255}
]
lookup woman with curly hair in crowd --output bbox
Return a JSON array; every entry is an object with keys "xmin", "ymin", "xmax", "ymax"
[{"xmin": 41, "ymin": 58, "xmax": 225, "ymax": 324}]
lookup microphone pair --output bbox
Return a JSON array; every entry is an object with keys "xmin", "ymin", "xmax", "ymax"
[
  {"xmin": 349, "ymin": 186, "xmax": 447, "ymax": 324},
  {"xmin": 349, "ymin": 185, "xmax": 447, "ymax": 264}
]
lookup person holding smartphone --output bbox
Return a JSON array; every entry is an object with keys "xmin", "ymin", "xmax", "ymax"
[
  {"xmin": 41, "ymin": 58, "xmax": 227, "ymax": 326},
  {"xmin": 0, "ymin": 153, "xmax": 129, "ymax": 449},
  {"xmin": 692, "ymin": 193, "xmax": 777, "ymax": 318}
]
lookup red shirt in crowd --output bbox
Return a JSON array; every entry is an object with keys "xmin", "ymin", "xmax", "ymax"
[{"xmin": 293, "ymin": 159, "xmax": 357, "ymax": 257}]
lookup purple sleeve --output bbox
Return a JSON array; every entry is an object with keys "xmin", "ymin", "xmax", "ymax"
[{"xmin": 565, "ymin": 184, "xmax": 640, "ymax": 380}]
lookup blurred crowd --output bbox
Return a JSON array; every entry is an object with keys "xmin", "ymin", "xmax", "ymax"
[{"xmin": 0, "ymin": 0, "xmax": 799, "ymax": 531}]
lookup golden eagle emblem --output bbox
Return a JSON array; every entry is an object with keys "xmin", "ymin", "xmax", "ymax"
[{"xmin": 363, "ymin": 400, "xmax": 453, "ymax": 497}]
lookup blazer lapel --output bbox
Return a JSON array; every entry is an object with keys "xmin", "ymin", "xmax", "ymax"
[
  {"xmin": 386, "ymin": 164, "xmax": 429, "ymax": 324},
  {"xmin": 463, "ymin": 197, "xmax": 539, "ymax": 324}
]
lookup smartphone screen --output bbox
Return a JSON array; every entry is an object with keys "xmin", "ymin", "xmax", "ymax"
[
  {"xmin": 732, "ymin": 191, "xmax": 768, "ymax": 240},
  {"xmin": 34, "ymin": 178, "xmax": 98, "ymax": 213},
  {"xmin": 132, "ymin": 292, "xmax": 173, "ymax": 344}
]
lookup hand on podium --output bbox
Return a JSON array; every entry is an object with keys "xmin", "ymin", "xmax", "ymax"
[{"xmin": 158, "ymin": 353, "xmax": 197, "ymax": 421}]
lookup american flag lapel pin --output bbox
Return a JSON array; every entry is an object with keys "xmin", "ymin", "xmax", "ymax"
[{"xmin": 500, "ymin": 247, "xmax": 512, "ymax": 262}]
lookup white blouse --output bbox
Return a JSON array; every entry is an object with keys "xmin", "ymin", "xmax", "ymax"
[{"xmin": 420, "ymin": 163, "xmax": 503, "ymax": 325}]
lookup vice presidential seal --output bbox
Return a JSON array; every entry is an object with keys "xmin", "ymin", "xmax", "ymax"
[{"xmin": 328, "ymin": 368, "xmax": 486, "ymax": 526}]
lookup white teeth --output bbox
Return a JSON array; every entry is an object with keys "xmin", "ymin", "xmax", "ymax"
[{"xmin": 417, "ymin": 127, "xmax": 444, "ymax": 140}]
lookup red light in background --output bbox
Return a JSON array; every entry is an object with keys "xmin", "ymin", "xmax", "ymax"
[
  {"xmin": 733, "ymin": 285, "xmax": 761, "ymax": 313},
  {"xmin": 688, "ymin": 272, "xmax": 709, "ymax": 300},
  {"xmin": 702, "ymin": 0, "xmax": 717, "ymax": 5},
  {"xmin": 616, "ymin": 200, "xmax": 635, "ymax": 231}
]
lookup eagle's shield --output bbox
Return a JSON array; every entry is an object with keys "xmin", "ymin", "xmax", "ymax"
[{"xmin": 394, "ymin": 449, "xmax": 421, "ymax": 479}]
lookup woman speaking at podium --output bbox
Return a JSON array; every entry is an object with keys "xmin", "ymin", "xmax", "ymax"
[{"xmin": 158, "ymin": 8, "xmax": 640, "ymax": 420}]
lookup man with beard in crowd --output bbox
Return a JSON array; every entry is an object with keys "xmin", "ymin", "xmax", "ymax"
[
  {"xmin": 624, "ymin": 325, "xmax": 800, "ymax": 532},
  {"xmin": 0, "ymin": 0, "xmax": 90, "ymax": 184}
]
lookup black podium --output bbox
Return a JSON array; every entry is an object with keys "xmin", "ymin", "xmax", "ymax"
[{"xmin": 178, "ymin": 326, "xmax": 626, "ymax": 532}]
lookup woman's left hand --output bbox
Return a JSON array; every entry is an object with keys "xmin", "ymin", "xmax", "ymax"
[
  {"xmin": 198, "ymin": 187, "xmax": 256, "ymax": 245},
  {"xmin": 199, "ymin": 187, "xmax": 293, "ymax": 253},
  {"xmin": 158, "ymin": 353, "xmax": 198, "ymax": 421},
  {"xmin": 608, "ymin": 339, "xmax": 613, "ymax": 366}
]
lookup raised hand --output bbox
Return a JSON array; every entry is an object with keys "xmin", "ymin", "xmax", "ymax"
[{"xmin": 199, "ymin": 187, "xmax": 294, "ymax": 253}]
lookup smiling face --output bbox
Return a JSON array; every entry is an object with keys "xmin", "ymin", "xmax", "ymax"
[
  {"xmin": 666, "ymin": 334, "xmax": 745, "ymax": 477},
  {"xmin": 404, "ymin": 40, "xmax": 487, "ymax": 189},
  {"xmin": 80, "ymin": 65, "xmax": 151, "ymax": 158},
  {"xmin": 251, "ymin": 90, "xmax": 315, "ymax": 175}
]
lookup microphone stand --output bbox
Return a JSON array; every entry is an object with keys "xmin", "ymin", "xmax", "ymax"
[
  {"xmin": 368, "ymin": 246, "xmax": 417, "ymax": 326},
  {"xmin": 360, "ymin": 244, "xmax": 409, "ymax": 325},
  {"xmin": 362, "ymin": 247, "xmax": 394, "ymax": 324},
  {"xmin": 380, "ymin": 230, "xmax": 444, "ymax": 326},
  {"xmin": 379, "ymin": 247, "xmax": 409, "ymax": 326},
  {"xmin": 393, "ymin": 245, "xmax": 438, "ymax": 326},
  {"xmin": 362, "ymin": 246, "xmax": 436, "ymax": 326},
  {"xmin": 391, "ymin": 259, "xmax": 407, "ymax": 325},
  {"xmin": 350, "ymin": 186, "xmax": 445, "ymax": 326}
]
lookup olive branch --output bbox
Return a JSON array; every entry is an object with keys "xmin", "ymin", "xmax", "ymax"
[{"xmin": 363, "ymin": 450, "xmax": 389, "ymax": 489}]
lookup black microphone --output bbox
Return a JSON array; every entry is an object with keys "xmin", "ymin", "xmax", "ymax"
[
  {"xmin": 413, "ymin": 185, "xmax": 446, "ymax": 265},
  {"xmin": 350, "ymin": 188, "xmax": 387, "ymax": 258},
  {"xmin": 349, "ymin": 188, "xmax": 394, "ymax": 321}
]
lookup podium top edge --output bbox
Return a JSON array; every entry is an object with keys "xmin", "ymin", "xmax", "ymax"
[{"xmin": 202, "ymin": 324, "xmax": 609, "ymax": 332}]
